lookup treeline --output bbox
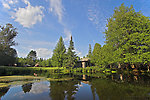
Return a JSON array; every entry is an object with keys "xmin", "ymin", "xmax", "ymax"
[
  {"xmin": 17, "ymin": 36, "xmax": 79, "ymax": 67},
  {"xmin": 0, "ymin": 23, "xmax": 78, "ymax": 67},
  {"xmin": 90, "ymin": 4, "xmax": 150, "ymax": 70},
  {"xmin": 17, "ymin": 50, "xmax": 52, "ymax": 67}
]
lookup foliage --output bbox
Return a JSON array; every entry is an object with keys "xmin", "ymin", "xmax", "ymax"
[
  {"xmin": 25, "ymin": 50, "xmax": 37, "ymax": 66},
  {"xmin": 91, "ymin": 43, "xmax": 102, "ymax": 66},
  {"xmin": 64, "ymin": 36, "xmax": 77, "ymax": 67},
  {"xmin": 87, "ymin": 44, "xmax": 92, "ymax": 58},
  {"xmin": 52, "ymin": 36, "xmax": 66, "ymax": 67},
  {"xmin": 0, "ymin": 23, "xmax": 18, "ymax": 66},
  {"xmin": 91, "ymin": 3, "xmax": 150, "ymax": 69}
]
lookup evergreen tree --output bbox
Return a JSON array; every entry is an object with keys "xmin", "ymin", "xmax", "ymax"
[
  {"xmin": 87, "ymin": 44, "xmax": 92, "ymax": 58},
  {"xmin": 64, "ymin": 36, "xmax": 77, "ymax": 67},
  {"xmin": 52, "ymin": 36, "xmax": 66, "ymax": 67}
]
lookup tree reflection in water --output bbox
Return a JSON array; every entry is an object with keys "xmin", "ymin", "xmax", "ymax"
[
  {"xmin": 0, "ymin": 87, "xmax": 9, "ymax": 99},
  {"xmin": 22, "ymin": 83, "xmax": 32, "ymax": 93},
  {"xmin": 49, "ymin": 80, "xmax": 79, "ymax": 100},
  {"xmin": 90, "ymin": 73, "xmax": 150, "ymax": 100}
]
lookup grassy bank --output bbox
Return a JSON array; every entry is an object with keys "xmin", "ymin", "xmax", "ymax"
[{"xmin": 0, "ymin": 66, "xmax": 117, "ymax": 76}]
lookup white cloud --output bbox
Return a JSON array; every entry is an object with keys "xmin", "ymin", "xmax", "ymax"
[
  {"xmin": 2, "ymin": 2, "xmax": 10, "ymax": 9},
  {"xmin": 48, "ymin": 0, "xmax": 72, "ymax": 42},
  {"xmin": 35, "ymin": 48, "xmax": 52, "ymax": 59},
  {"xmin": 12, "ymin": 0, "xmax": 44, "ymax": 28},
  {"xmin": 1, "ymin": 0, "xmax": 18, "ymax": 9},
  {"xmin": 30, "ymin": 82, "xmax": 49, "ymax": 94},
  {"xmin": 22, "ymin": 0, "xmax": 30, "ymax": 5},
  {"xmin": 9, "ymin": 0, "xmax": 18, "ymax": 4},
  {"xmin": 64, "ymin": 28, "xmax": 72, "ymax": 42},
  {"xmin": 75, "ymin": 49, "xmax": 82, "ymax": 57},
  {"xmin": 49, "ymin": 0, "xmax": 64, "ymax": 22}
]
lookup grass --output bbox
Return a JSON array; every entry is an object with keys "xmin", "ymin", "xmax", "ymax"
[{"xmin": 47, "ymin": 77, "xmax": 73, "ymax": 81}]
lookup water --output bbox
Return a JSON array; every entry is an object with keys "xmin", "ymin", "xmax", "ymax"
[{"xmin": 0, "ymin": 73, "xmax": 150, "ymax": 100}]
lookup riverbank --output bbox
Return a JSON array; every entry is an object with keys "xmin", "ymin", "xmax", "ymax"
[{"xmin": 0, "ymin": 66, "xmax": 149, "ymax": 77}]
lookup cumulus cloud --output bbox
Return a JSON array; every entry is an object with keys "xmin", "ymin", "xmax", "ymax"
[
  {"xmin": 49, "ymin": 0, "xmax": 64, "ymax": 22},
  {"xmin": 12, "ymin": 3, "xmax": 44, "ymax": 28},
  {"xmin": 35, "ymin": 48, "xmax": 52, "ymax": 59}
]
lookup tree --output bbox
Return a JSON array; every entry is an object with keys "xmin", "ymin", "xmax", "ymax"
[
  {"xmin": 27, "ymin": 50, "xmax": 37, "ymax": 60},
  {"xmin": 87, "ymin": 44, "xmax": 92, "ymax": 58},
  {"xmin": 26, "ymin": 50, "xmax": 37, "ymax": 66},
  {"xmin": 64, "ymin": 36, "xmax": 77, "ymax": 67},
  {"xmin": 0, "ymin": 23, "xmax": 18, "ymax": 65},
  {"xmin": 52, "ymin": 36, "xmax": 66, "ymax": 67},
  {"xmin": 91, "ymin": 43, "xmax": 101, "ymax": 66},
  {"xmin": 104, "ymin": 3, "xmax": 150, "ymax": 69}
]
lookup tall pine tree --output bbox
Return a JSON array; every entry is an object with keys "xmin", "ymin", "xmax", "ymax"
[
  {"xmin": 87, "ymin": 44, "xmax": 92, "ymax": 58},
  {"xmin": 52, "ymin": 36, "xmax": 66, "ymax": 67},
  {"xmin": 64, "ymin": 36, "xmax": 77, "ymax": 67}
]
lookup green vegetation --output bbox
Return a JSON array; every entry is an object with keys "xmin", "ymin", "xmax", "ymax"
[
  {"xmin": 87, "ymin": 44, "xmax": 92, "ymax": 58},
  {"xmin": 90, "ymin": 3, "xmax": 150, "ymax": 71},
  {"xmin": 52, "ymin": 36, "xmax": 66, "ymax": 67},
  {"xmin": 64, "ymin": 36, "xmax": 77, "ymax": 67},
  {"xmin": 0, "ymin": 4, "xmax": 149, "ymax": 74},
  {"xmin": 0, "ymin": 24, "xmax": 18, "ymax": 66},
  {"xmin": 91, "ymin": 78, "xmax": 150, "ymax": 100}
]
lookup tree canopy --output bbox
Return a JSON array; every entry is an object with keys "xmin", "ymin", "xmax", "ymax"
[
  {"xmin": 91, "ymin": 3, "xmax": 150, "ymax": 69},
  {"xmin": 0, "ymin": 23, "xmax": 18, "ymax": 65}
]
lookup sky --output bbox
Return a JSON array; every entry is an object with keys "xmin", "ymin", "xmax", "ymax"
[{"xmin": 0, "ymin": 0, "xmax": 150, "ymax": 59}]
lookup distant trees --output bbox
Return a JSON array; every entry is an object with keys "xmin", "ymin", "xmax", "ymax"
[
  {"xmin": 91, "ymin": 3, "xmax": 150, "ymax": 70},
  {"xmin": 26, "ymin": 50, "xmax": 37, "ymax": 66},
  {"xmin": 0, "ymin": 23, "xmax": 18, "ymax": 66},
  {"xmin": 38, "ymin": 58, "xmax": 52, "ymax": 67}
]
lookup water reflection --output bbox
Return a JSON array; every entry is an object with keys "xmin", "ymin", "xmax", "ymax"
[
  {"xmin": 22, "ymin": 83, "xmax": 32, "ymax": 93},
  {"xmin": 49, "ymin": 80, "xmax": 78, "ymax": 100},
  {"xmin": 0, "ymin": 87, "xmax": 9, "ymax": 99},
  {"xmin": 0, "ymin": 73, "xmax": 150, "ymax": 100}
]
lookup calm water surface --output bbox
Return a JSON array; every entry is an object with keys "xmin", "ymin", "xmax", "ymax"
[{"xmin": 1, "ymin": 73, "xmax": 150, "ymax": 100}]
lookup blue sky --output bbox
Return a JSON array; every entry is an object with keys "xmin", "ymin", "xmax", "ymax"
[{"xmin": 0, "ymin": 0, "xmax": 150, "ymax": 59}]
